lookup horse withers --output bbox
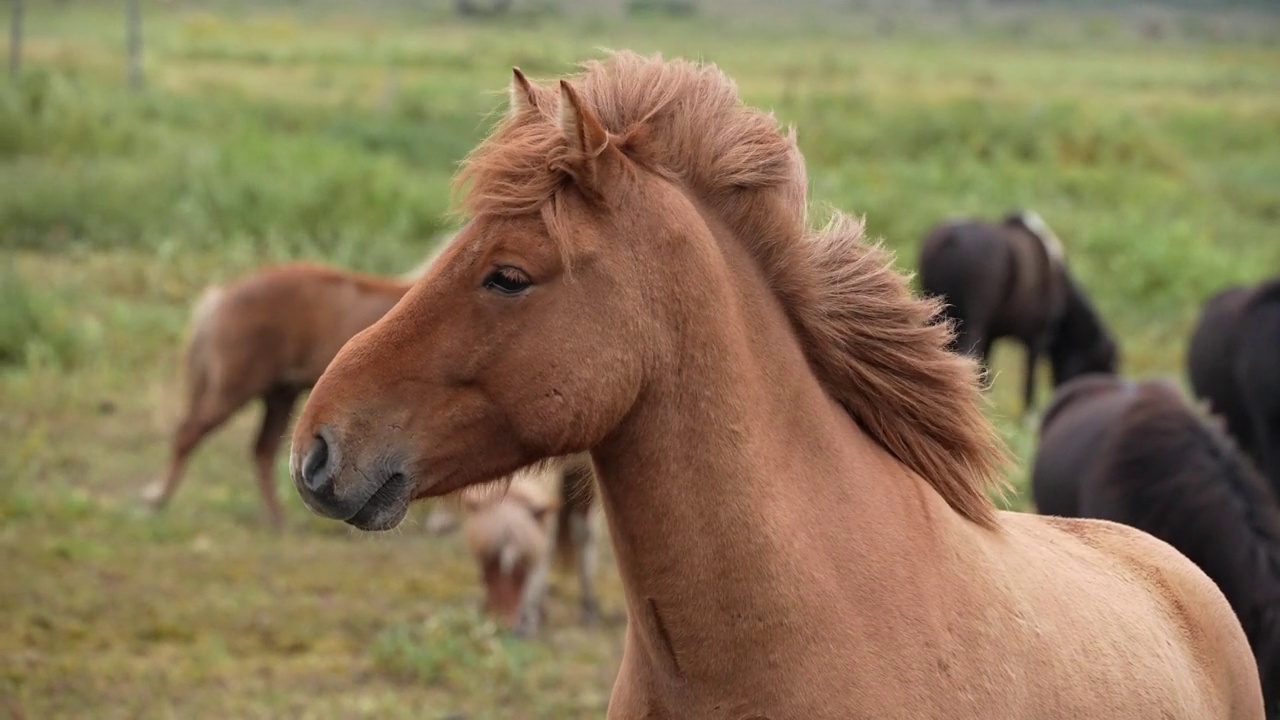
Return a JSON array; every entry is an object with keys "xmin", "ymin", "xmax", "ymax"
[
  {"xmin": 919, "ymin": 212, "xmax": 1118, "ymax": 416},
  {"xmin": 1188, "ymin": 278, "xmax": 1280, "ymax": 499},
  {"xmin": 142, "ymin": 262, "xmax": 414, "ymax": 530},
  {"xmin": 287, "ymin": 54, "xmax": 1261, "ymax": 717},
  {"xmin": 1032, "ymin": 374, "xmax": 1280, "ymax": 715}
]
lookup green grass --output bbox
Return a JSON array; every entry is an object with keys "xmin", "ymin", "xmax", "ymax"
[{"xmin": 3, "ymin": 2, "xmax": 1280, "ymax": 717}]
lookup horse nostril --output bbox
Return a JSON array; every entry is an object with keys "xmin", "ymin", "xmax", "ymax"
[{"xmin": 301, "ymin": 434, "xmax": 332, "ymax": 493}]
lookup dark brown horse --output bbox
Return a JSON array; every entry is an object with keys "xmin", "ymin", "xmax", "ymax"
[
  {"xmin": 1188, "ymin": 278, "xmax": 1280, "ymax": 498},
  {"xmin": 919, "ymin": 211, "xmax": 1118, "ymax": 416},
  {"xmin": 142, "ymin": 262, "xmax": 414, "ymax": 529},
  {"xmin": 1031, "ymin": 374, "xmax": 1280, "ymax": 715}
]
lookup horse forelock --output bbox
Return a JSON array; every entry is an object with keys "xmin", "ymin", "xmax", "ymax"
[{"xmin": 454, "ymin": 52, "xmax": 1006, "ymax": 528}]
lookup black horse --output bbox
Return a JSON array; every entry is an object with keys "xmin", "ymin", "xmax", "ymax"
[
  {"xmin": 1032, "ymin": 374, "xmax": 1280, "ymax": 715},
  {"xmin": 1188, "ymin": 278, "xmax": 1280, "ymax": 498},
  {"xmin": 919, "ymin": 210, "xmax": 1118, "ymax": 416}
]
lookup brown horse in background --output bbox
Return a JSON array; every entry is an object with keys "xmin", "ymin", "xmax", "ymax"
[
  {"xmin": 288, "ymin": 54, "xmax": 1261, "ymax": 717},
  {"xmin": 1031, "ymin": 375, "xmax": 1280, "ymax": 715},
  {"xmin": 1188, "ymin": 278, "xmax": 1280, "ymax": 498},
  {"xmin": 142, "ymin": 262, "xmax": 415, "ymax": 529},
  {"xmin": 461, "ymin": 453, "xmax": 600, "ymax": 635},
  {"xmin": 919, "ymin": 212, "xmax": 1118, "ymax": 416}
]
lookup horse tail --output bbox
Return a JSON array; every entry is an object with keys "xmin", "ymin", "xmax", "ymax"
[{"xmin": 180, "ymin": 286, "xmax": 224, "ymax": 418}]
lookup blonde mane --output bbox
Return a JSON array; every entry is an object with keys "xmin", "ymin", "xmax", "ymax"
[{"xmin": 455, "ymin": 52, "xmax": 1008, "ymax": 528}]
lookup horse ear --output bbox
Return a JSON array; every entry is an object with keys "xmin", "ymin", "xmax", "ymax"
[
  {"xmin": 556, "ymin": 80, "xmax": 616, "ymax": 197},
  {"xmin": 509, "ymin": 67, "xmax": 539, "ymax": 118},
  {"xmin": 558, "ymin": 80, "xmax": 608, "ymax": 159}
]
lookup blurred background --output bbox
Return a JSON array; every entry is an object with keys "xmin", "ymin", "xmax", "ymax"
[{"xmin": 2, "ymin": 0, "xmax": 1278, "ymax": 717}]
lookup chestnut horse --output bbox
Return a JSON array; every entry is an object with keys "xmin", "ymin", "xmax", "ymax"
[
  {"xmin": 288, "ymin": 54, "xmax": 1261, "ymax": 717},
  {"xmin": 142, "ymin": 262, "xmax": 414, "ymax": 529},
  {"xmin": 919, "ymin": 212, "xmax": 1119, "ymax": 416},
  {"xmin": 1188, "ymin": 278, "xmax": 1280, "ymax": 498},
  {"xmin": 1031, "ymin": 375, "xmax": 1280, "ymax": 714},
  {"xmin": 461, "ymin": 453, "xmax": 600, "ymax": 635}
]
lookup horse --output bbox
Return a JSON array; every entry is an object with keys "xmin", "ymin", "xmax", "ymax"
[
  {"xmin": 460, "ymin": 453, "xmax": 601, "ymax": 635},
  {"xmin": 286, "ymin": 53, "xmax": 1262, "ymax": 717},
  {"xmin": 141, "ymin": 262, "xmax": 414, "ymax": 530},
  {"xmin": 1188, "ymin": 278, "xmax": 1280, "ymax": 498},
  {"xmin": 918, "ymin": 212, "xmax": 1118, "ymax": 416},
  {"xmin": 1030, "ymin": 374, "xmax": 1280, "ymax": 715},
  {"xmin": 1029, "ymin": 373, "xmax": 1134, "ymax": 519}
]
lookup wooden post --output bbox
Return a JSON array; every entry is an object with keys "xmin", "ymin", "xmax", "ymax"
[
  {"xmin": 125, "ymin": 0, "xmax": 143, "ymax": 92},
  {"xmin": 9, "ymin": 0, "xmax": 22, "ymax": 80}
]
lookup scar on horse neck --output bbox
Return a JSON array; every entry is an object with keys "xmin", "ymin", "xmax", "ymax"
[{"xmin": 644, "ymin": 597, "xmax": 684, "ymax": 681}]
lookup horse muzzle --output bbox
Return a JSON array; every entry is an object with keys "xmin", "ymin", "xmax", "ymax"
[{"xmin": 291, "ymin": 426, "xmax": 413, "ymax": 531}]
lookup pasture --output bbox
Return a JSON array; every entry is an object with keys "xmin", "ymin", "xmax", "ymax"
[{"xmin": 3, "ymin": 1, "xmax": 1280, "ymax": 717}]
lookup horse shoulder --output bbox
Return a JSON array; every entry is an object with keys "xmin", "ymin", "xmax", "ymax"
[{"xmin": 1032, "ymin": 514, "xmax": 1262, "ymax": 716}]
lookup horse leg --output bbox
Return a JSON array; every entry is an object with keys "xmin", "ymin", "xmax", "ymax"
[
  {"xmin": 143, "ymin": 399, "xmax": 241, "ymax": 511},
  {"xmin": 974, "ymin": 334, "xmax": 996, "ymax": 391},
  {"xmin": 1022, "ymin": 336, "xmax": 1047, "ymax": 422},
  {"xmin": 252, "ymin": 386, "xmax": 299, "ymax": 532},
  {"xmin": 512, "ymin": 509, "xmax": 558, "ymax": 637},
  {"xmin": 570, "ymin": 506, "xmax": 600, "ymax": 626}
]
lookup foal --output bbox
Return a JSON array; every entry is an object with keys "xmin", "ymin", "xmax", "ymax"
[
  {"xmin": 1032, "ymin": 375, "xmax": 1280, "ymax": 714},
  {"xmin": 919, "ymin": 212, "xmax": 1118, "ymax": 415},
  {"xmin": 287, "ymin": 54, "xmax": 1261, "ymax": 717},
  {"xmin": 461, "ymin": 453, "xmax": 600, "ymax": 635},
  {"xmin": 142, "ymin": 262, "xmax": 413, "ymax": 529}
]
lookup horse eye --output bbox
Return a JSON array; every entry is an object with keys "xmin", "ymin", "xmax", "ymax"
[{"xmin": 483, "ymin": 267, "xmax": 532, "ymax": 296}]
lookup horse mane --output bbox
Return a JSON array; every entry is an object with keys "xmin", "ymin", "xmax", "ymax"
[
  {"xmin": 1005, "ymin": 209, "xmax": 1065, "ymax": 265},
  {"xmin": 1099, "ymin": 380, "xmax": 1280, "ymax": 628},
  {"xmin": 455, "ymin": 51, "xmax": 1008, "ymax": 528}
]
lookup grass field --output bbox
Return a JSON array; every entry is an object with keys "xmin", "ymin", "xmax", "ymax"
[{"xmin": 3, "ymin": 1, "xmax": 1280, "ymax": 717}]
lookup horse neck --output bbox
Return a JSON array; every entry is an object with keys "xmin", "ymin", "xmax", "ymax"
[{"xmin": 588, "ymin": 209, "xmax": 970, "ymax": 691}]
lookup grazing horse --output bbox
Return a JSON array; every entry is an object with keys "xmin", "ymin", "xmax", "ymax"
[
  {"xmin": 919, "ymin": 212, "xmax": 1118, "ymax": 415},
  {"xmin": 461, "ymin": 453, "xmax": 601, "ymax": 635},
  {"xmin": 1188, "ymin": 278, "xmax": 1280, "ymax": 498},
  {"xmin": 1031, "ymin": 375, "xmax": 1280, "ymax": 715},
  {"xmin": 141, "ymin": 262, "xmax": 414, "ymax": 529},
  {"xmin": 287, "ymin": 53, "xmax": 1261, "ymax": 717}
]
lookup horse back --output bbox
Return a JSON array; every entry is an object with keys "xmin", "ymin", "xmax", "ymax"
[
  {"xmin": 997, "ymin": 221, "xmax": 1067, "ymax": 338},
  {"xmin": 199, "ymin": 263, "xmax": 408, "ymax": 388},
  {"xmin": 1031, "ymin": 374, "xmax": 1133, "ymax": 517},
  {"xmin": 918, "ymin": 221, "xmax": 1015, "ymax": 322}
]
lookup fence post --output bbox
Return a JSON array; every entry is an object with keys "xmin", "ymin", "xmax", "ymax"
[{"xmin": 126, "ymin": 0, "xmax": 143, "ymax": 91}]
